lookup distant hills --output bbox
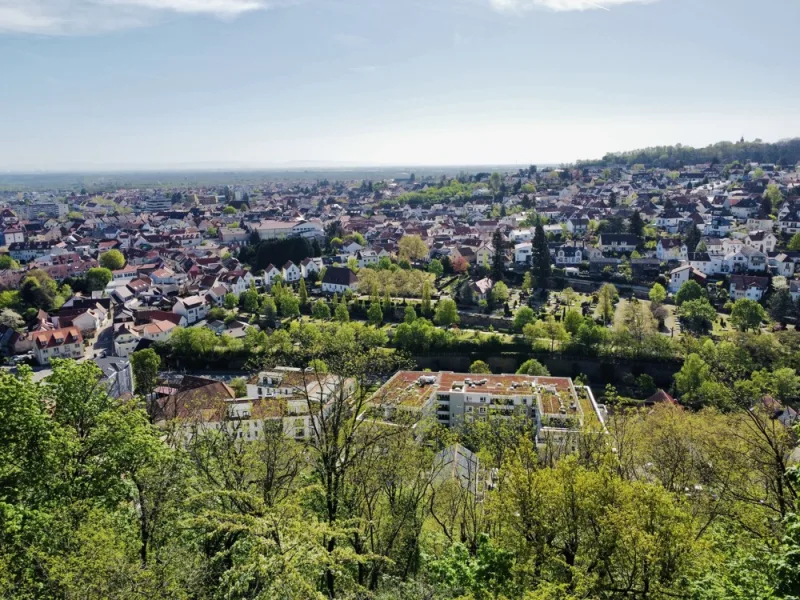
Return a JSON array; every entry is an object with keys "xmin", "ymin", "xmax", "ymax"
[{"xmin": 579, "ymin": 138, "xmax": 800, "ymax": 169}]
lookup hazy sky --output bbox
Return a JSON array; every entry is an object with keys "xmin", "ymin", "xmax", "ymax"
[{"xmin": 1, "ymin": 0, "xmax": 799, "ymax": 170}]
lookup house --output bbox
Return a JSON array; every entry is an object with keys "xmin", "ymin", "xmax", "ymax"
[
  {"xmin": 729, "ymin": 275, "xmax": 769, "ymax": 302},
  {"xmin": 688, "ymin": 252, "xmax": 724, "ymax": 275},
  {"xmin": 475, "ymin": 244, "xmax": 495, "ymax": 269},
  {"xmin": 599, "ymin": 234, "xmax": 638, "ymax": 254},
  {"xmin": 744, "ymin": 230, "xmax": 777, "ymax": 254},
  {"xmin": 770, "ymin": 253, "xmax": 796, "ymax": 278},
  {"xmin": 724, "ymin": 246, "xmax": 767, "ymax": 273},
  {"xmin": 355, "ymin": 250, "xmax": 378, "ymax": 268},
  {"xmin": 2, "ymin": 226, "xmax": 25, "ymax": 245},
  {"xmin": 565, "ymin": 217, "xmax": 589, "ymax": 235},
  {"xmin": 173, "ymin": 295, "xmax": 209, "ymax": 324},
  {"xmin": 669, "ymin": 264, "xmax": 706, "ymax": 293},
  {"xmin": 730, "ymin": 197, "xmax": 760, "ymax": 219},
  {"xmin": 553, "ymin": 246, "xmax": 583, "ymax": 265},
  {"xmin": 9, "ymin": 240, "xmax": 57, "ymax": 262},
  {"xmin": 790, "ymin": 280, "xmax": 800, "ymax": 302},
  {"xmin": 321, "ymin": 266, "xmax": 358, "ymax": 294},
  {"xmin": 461, "ymin": 277, "xmax": 493, "ymax": 304},
  {"xmin": 96, "ymin": 357, "xmax": 134, "ymax": 398},
  {"xmin": 300, "ymin": 257, "xmax": 321, "ymax": 279},
  {"xmin": 263, "ymin": 264, "xmax": 282, "ymax": 286},
  {"xmin": 514, "ymin": 242, "xmax": 532, "ymax": 265},
  {"xmin": 282, "ymin": 260, "xmax": 302, "ymax": 282},
  {"xmin": 32, "ymin": 327, "xmax": 84, "ymax": 365},
  {"xmin": 656, "ymin": 238, "xmax": 687, "ymax": 261}
]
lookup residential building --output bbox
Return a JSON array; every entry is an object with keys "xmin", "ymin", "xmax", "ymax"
[
  {"xmin": 371, "ymin": 371, "xmax": 605, "ymax": 451},
  {"xmin": 32, "ymin": 327, "xmax": 84, "ymax": 365},
  {"xmin": 321, "ymin": 266, "xmax": 358, "ymax": 294},
  {"xmin": 173, "ymin": 295, "xmax": 209, "ymax": 324},
  {"xmin": 729, "ymin": 275, "xmax": 769, "ymax": 302}
]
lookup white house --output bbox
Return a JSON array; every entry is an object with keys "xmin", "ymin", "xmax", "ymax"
[
  {"xmin": 263, "ymin": 264, "xmax": 282, "ymax": 286},
  {"xmin": 321, "ymin": 266, "xmax": 358, "ymax": 294},
  {"xmin": 173, "ymin": 295, "xmax": 209, "ymax": 324},
  {"xmin": 514, "ymin": 242, "xmax": 532, "ymax": 265},
  {"xmin": 729, "ymin": 275, "xmax": 769, "ymax": 302},
  {"xmin": 599, "ymin": 234, "xmax": 638, "ymax": 254},
  {"xmin": 282, "ymin": 261, "xmax": 302, "ymax": 283},
  {"xmin": 300, "ymin": 257, "xmax": 321, "ymax": 279},
  {"xmin": 656, "ymin": 239, "xmax": 687, "ymax": 261},
  {"xmin": 668, "ymin": 264, "xmax": 705, "ymax": 293},
  {"xmin": 744, "ymin": 230, "xmax": 777, "ymax": 254},
  {"xmin": 553, "ymin": 246, "xmax": 583, "ymax": 265},
  {"xmin": 355, "ymin": 250, "xmax": 379, "ymax": 268},
  {"xmin": 32, "ymin": 327, "xmax": 84, "ymax": 365}
]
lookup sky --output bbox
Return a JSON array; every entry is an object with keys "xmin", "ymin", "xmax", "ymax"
[{"xmin": 1, "ymin": 0, "xmax": 799, "ymax": 171}]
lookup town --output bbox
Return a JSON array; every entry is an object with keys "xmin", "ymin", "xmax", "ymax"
[{"xmin": 3, "ymin": 139, "xmax": 800, "ymax": 599}]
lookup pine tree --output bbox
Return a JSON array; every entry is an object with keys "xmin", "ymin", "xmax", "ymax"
[
  {"xmin": 684, "ymin": 225, "xmax": 702, "ymax": 253},
  {"xmin": 421, "ymin": 280, "xmax": 432, "ymax": 316},
  {"xmin": 298, "ymin": 278, "xmax": 308, "ymax": 306},
  {"xmin": 531, "ymin": 222, "xmax": 551, "ymax": 288},
  {"xmin": 491, "ymin": 229, "xmax": 506, "ymax": 281},
  {"xmin": 629, "ymin": 211, "xmax": 644, "ymax": 240}
]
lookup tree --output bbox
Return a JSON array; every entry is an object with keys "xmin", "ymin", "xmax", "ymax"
[
  {"xmin": 649, "ymin": 282, "xmax": 667, "ymax": 306},
  {"xmin": 223, "ymin": 292, "xmax": 237, "ymax": 310},
  {"xmin": 763, "ymin": 183, "xmax": 783, "ymax": 211},
  {"xmin": 491, "ymin": 229, "xmax": 505, "ymax": 280},
  {"xmin": 404, "ymin": 304, "xmax": 417, "ymax": 324},
  {"xmin": 398, "ymin": 235, "xmax": 428, "ymax": 261},
  {"xmin": 617, "ymin": 298, "xmax": 656, "ymax": 355},
  {"xmin": 278, "ymin": 294, "xmax": 300, "ymax": 318},
  {"xmin": 491, "ymin": 281, "xmax": 509, "ymax": 305},
  {"xmin": 563, "ymin": 309, "xmax": 583, "ymax": 335},
  {"xmin": 312, "ymin": 300, "xmax": 331, "ymax": 320},
  {"xmin": 531, "ymin": 222, "xmax": 551, "ymax": 287},
  {"xmin": 675, "ymin": 353, "xmax": 710, "ymax": 403},
  {"xmin": 527, "ymin": 316, "xmax": 569, "ymax": 352},
  {"xmin": 223, "ymin": 205, "xmax": 237, "ymax": 215},
  {"xmin": 684, "ymin": 225, "xmax": 702, "ymax": 253},
  {"xmin": 730, "ymin": 298, "xmax": 765, "ymax": 332},
  {"xmin": 434, "ymin": 298, "xmax": 459, "ymax": 327},
  {"xmin": 131, "ymin": 348, "xmax": 160, "ymax": 402},
  {"xmin": 522, "ymin": 271, "xmax": 533, "ymax": 292},
  {"xmin": 451, "ymin": 255, "xmax": 469, "ymax": 274},
  {"xmin": 675, "ymin": 280, "xmax": 704, "ymax": 306},
  {"xmin": 469, "ymin": 360, "xmax": 492, "ymax": 374},
  {"xmin": 561, "ymin": 287, "xmax": 578, "ymax": 309},
  {"xmin": 334, "ymin": 301, "xmax": 349, "ymax": 322},
  {"xmin": 516, "ymin": 359, "xmax": 550, "ymax": 376},
  {"xmin": 0, "ymin": 254, "xmax": 19, "ymax": 270},
  {"xmin": 597, "ymin": 283, "xmax": 618, "ymax": 325},
  {"xmin": 421, "ymin": 280, "xmax": 432, "ymax": 316},
  {"xmin": 99, "ymin": 249, "xmax": 125, "ymax": 271},
  {"xmin": 0, "ymin": 308, "xmax": 24, "ymax": 330},
  {"xmin": 239, "ymin": 288, "xmax": 260, "ymax": 313},
  {"xmin": 629, "ymin": 211, "xmax": 644, "ymax": 239},
  {"xmin": 678, "ymin": 298, "xmax": 717, "ymax": 334},
  {"xmin": 262, "ymin": 296, "xmax": 277, "ymax": 321},
  {"xmin": 513, "ymin": 306, "xmax": 536, "ymax": 331},
  {"xmin": 367, "ymin": 301, "xmax": 383, "ymax": 325},
  {"xmin": 86, "ymin": 267, "xmax": 113, "ymax": 292},
  {"xmin": 788, "ymin": 233, "xmax": 800, "ymax": 252},
  {"xmin": 297, "ymin": 278, "xmax": 308, "ymax": 306},
  {"xmin": 428, "ymin": 259, "xmax": 444, "ymax": 277},
  {"xmin": 770, "ymin": 288, "xmax": 794, "ymax": 323}
]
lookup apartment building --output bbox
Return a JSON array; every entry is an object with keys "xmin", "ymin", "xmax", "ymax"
[{"xmin": 372, "ymin": 371, "xmax": 606, "ymax": 451}]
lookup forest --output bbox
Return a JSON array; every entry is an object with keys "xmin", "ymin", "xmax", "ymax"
[
  {"xmin": 3, "ymin": 314, "xmax": 800, "ymax": 600},
  {"xmin": 578, "ymin": 138, "xmax": 800, "ymax": 169}
]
